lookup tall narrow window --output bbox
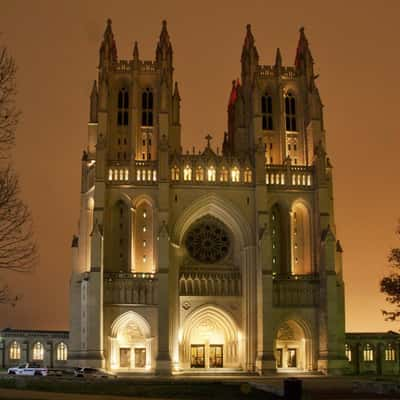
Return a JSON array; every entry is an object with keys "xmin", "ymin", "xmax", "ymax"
[
  {"xmin": 285, "ymin": 92, "xmax": 297, "ymax": 131},
  {"xmin": 385, "ymin": 344, "xmax": 396, "ymax": 361},
  {"xmin": 9, "ymin": 341, "xmax": 21, "ymax": 360},
  {"xmin": 184, "ymin": 165, "xmax": 192, "ymax": 181},
  {"xmin": 142, "ymin": 88, "xmax": 154, "ymax": 127},
  {"xmin": 345, "ymin": 344, "xmax": 352, "ymax": 362},
  {"xmin": 117, "ymin": 88, "xmax": 129, "ymax": 126},
  {"xmin": 32, "ymin": 342, "xmax": 44, "ymax": 361},
  {"xmin": 195, "ymin": 167, "xmax": 204, "ymax": 182},
  {"xmin": 261, "ymin": 92, "xmax": 273, "ymax": 130},
  {"xmin": 134, "ymin": 202, "xmax": 154, "ymax": 273},
  {"xmin": 244, "ymin": 168, "xmax": 252, "ymax": 183},
  {"xmin": 57, "ymin": 342, "xmax": 68, "ymax": 361},
  {"xmin": 171, "ymin": 166, "xmax": 180, "ymax": 181},
  {"xmin": 291, "ymin": 202, "xmax": 311, "ymax": 275},
  {"xmin": 207, "ymin": 166, "xmax": 216, "ymax": 182},
  {"xmin": 363, "ymin": 344, "xmax": 374, "ymax": 362},
  {"xmin": 231, "ymin": 167, "xmax": 240, "ymax": 182},
  {"xmin": 220, "ymin": 167, "xmax": 228, "ymax": 182}
]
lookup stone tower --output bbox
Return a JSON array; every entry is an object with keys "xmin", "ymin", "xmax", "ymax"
[{"xmin": 69, "ymin": 20, "xmax": 347, "ymax": 375}]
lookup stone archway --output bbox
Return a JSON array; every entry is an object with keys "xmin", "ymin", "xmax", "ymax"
[
  {"xmin": 275, "ymin": 319, "xmax": 313, "ymax": 371},
  {"xmin": 109, "ymin": 311, "xmax": 153, "ymax": 371},
  {"xmin": 180, "ymin": 305, "xmax": 241, "ymax": 370}
]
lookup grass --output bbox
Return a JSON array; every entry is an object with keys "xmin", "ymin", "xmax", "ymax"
[{"xmin": 0, "ymin": 377, "xmax": 280, "ymax": 399}]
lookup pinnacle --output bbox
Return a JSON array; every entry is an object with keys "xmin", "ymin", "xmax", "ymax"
[
  {"xmin": 133, "ymin": 41, "xmax": 139, "ymax": 59},
  {"xmin": 91, "ymin": 80, "xmax": 97, "ymax": 95},
  {"xmin": 104, "ymin": 18, "xmax": 113, "ymax": 37},
  {"xmin": 173, "ymin": 81, "xmax": 180, "ymax": 99},
  {"xmin": 275, "ymin": 48, "xmax": 282, "ymax": 66}
]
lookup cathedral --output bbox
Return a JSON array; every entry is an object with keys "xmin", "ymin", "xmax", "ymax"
[{"xmin": 68, "ymin": 19, "xmax": 348, "ymax": 375}]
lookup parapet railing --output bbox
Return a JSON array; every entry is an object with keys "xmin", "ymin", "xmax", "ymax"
[
  {"xmin": 266, "ymin": 165, "xmax": 314, "ymax": 189},
  {"xmin": 272, "ymin": 273, "xmax": 320, "ymax": 307},
  {"xmin": 104, "ymin": 271, "xmax": 157, "ymax": 305}
]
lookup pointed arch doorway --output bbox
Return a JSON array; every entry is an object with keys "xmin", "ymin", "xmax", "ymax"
[
  {"xmin": 109, "ymin": 311, "xmax": 153, "ymax": 371},
  {"xmin": 180, "ymin": 305, "xmax": 241, "ymax": 370},
  {"xmin": 275, "ymin": 319, "xmax": 313, "ymax": 371}
]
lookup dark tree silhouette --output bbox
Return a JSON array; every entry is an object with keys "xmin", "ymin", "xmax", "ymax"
[
  {"xmin": 380, "ymin": 223, "xmax": 400, "ymax": 322},
  {"xmin": 0, "ymin": 40, "xmax": 37, "ymax": 303}
]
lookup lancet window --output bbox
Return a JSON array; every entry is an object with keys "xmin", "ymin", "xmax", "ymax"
[
  {"xmin": 290, "ymin": 202, "xmax": 311, "ymax": 275},
  {"xmin": 244, "ymin": 168, "xmax": 252, "ymax": 183},
  {"xmin": 207, "ymin": 166, "xmax": 216, "ymax": 182},
  {"xmin": 117, "ymin": 88, "xmax": 129, "ymax": 126},
  {"xmin": 171, "ymin": 166, "xmax": 180, "ymax": 181},
  {"xmin": 57, "ymin": 342, "xmax": 68, "ymax": 361},
  {"xmin": 32, "ymin": 342, "xmax": 44, "ymax": 361},
  {"xmin": 363, "ymin": 344, "xmax": 374, "ymax": 362},
  {"xmin": 220, "ymin": 167, "xmax": 228, "ymax": 182},
  {"xmin": 183, "ymin": 165, "xmax": 192, "ymax": 181},
  {"xmin": 141, "ymin": 88, "xmax": 154, "ymax": 127},
  {"xmin": 134, "ymin": 202, "xmax": 154, "ymax": 273},
  {"xmin": 285, "ymin": 92, "xmax": 297, "ymax": 131},
  {"xmin": 231, "ymin": 167, "xmax": 240, "ymax": 182},
  {"xmin": 9, "ymin": 341, "xmax": 20, "ymax": 360},
  {"xmin": 195, "ymin": 167, "xmax": 204, "ymax": 182},
  {"xmin": 261, "ymin": 92, "xmax": 273, "ymax": 130}
]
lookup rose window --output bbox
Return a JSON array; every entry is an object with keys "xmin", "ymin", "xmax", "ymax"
[{"xmin": 185, "ymin": 219, "xmax": 230, "ymax": 263}]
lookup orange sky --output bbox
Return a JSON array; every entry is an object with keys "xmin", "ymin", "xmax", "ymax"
[{"xmin": 0, "ymin": 0, "xmax": 399, "ymax": 333}]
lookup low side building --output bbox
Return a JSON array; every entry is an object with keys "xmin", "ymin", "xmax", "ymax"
[
  {"xmin": 345, "ymin": 332, "xmax": 400, "ymax": 376},
  {"xmin": 1, "ymin": 328, "xmax": 399, "ymax": 376},
  {"xmin": 0, "ymin": 329, "xmax": 69, "ymax": 369}
]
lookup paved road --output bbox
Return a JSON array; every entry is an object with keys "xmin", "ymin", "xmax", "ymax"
[
  {"xmin": 0, "ymin": 388, "xmax": 170, "ymax": 400},
  {"xmin": 0, "ymin": 375, "xmax": 399, "ymax": 399}
]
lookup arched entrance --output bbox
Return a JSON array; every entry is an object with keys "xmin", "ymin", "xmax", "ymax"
[
  {"xmin": 180, "ymin": 305, "xmax": 241, "ymax": 370},
  {"xmin": 109, "ymin": 311, "xmax": 153, "ymax": 371},
  {"xmin": 275, "ymin": 320, "xmax": 313, "ymax": 371}
]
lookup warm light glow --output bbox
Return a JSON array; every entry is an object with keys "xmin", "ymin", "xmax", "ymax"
[
  {"xmin": 195, "ymin": 166, "xmax": 204, "ymax": 181},
  {"xmin": 183, "ymin": 165, "xmax": 192, "ymax": 181},
  {"xmin": 244, "ymin": 168, "xmax": 252, "ymax": 183},
  {"xmin": 231, "ymin": 167, "xmax": 240, "ymax": 182},
  {"xmin": 207, "ymin": 166, "xmax": 216, "ymax": 182}
]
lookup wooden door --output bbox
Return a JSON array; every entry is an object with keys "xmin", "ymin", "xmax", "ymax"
[
  {"xmin": 209, "ymin": 345, "xmax": 223, "ymax": 368},
  {"xmin": 287, "ymin": 348, "xmax": 297, "ymax": 368},
  {"xmin": 276, "ymin": 348, "xmax": 283, "ymax": 368},
  {"xmin": 119, "ymin": 348, "xmax": 131, "ymax": 368},
  {"xmin": 134, "ymin": 348, "xmax": 146, "ymax": 368},
  {"xmin": 190, "ymin": 345, "xmax": 205, "ymax": 368}
]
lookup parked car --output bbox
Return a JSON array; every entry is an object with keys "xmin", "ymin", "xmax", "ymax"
[
  {"xmin": 74, "ymin": 367, "xmax": 108, "ymax": 378},
  {"xmin": 7, "ymin": 363, "xmax": 48, "ymax": 376}
]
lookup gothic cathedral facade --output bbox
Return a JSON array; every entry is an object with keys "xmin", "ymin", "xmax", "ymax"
[{"xmin": 69, "ymin": 20, "xmax": 348, "ymax": 375}]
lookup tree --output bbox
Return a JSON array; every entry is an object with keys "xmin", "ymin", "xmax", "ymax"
[
  {"xmin": 0, "ymin": 40, "xmax": 37, "ymax": 303},
  {"xmin": 380, "ymin": 223, "xmax": 400, "ymax": 321}
]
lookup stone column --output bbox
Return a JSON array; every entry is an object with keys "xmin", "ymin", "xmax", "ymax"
[
  {"xmin": 242, "ymin": 245, "xmax": 257, "ymax": 372},
  {"xmin": 155, "ymin": 220, "xmax": 172, "ymax": 374}
]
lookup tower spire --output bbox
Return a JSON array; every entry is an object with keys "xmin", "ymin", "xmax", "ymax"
[
  {"xmin": 89, "ymin": 80, "xmax": 98, "ymax": 123},
  {"xmin": 156, "ymin": 20, "xmax": 173, "ymax": 69},
  {"xmin": 241, "ymin": 24, "xmax": 259, "ymax": 86},
  {"xmin": 99, "ymin": 18, "xmax": 117, "ymax": 68},
  {"xmin": 275, "ymin": 48, "xmax": 282, "ymax": 69},
  {"xmin": 295, "ymin": 27, "xmax": 314, "ymax": 72},
  {"xmin": 133, "ymin": 41, "xmax": 139, "ymax": 61}
]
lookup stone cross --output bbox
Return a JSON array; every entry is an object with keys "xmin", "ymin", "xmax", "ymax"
[{"xmin": 205, "ymin": 134, "xmax": 212, "ymax": 148}]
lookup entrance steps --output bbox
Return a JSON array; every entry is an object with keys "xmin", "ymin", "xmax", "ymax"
[{"xmin": 178, "ymin": 368, "xmax": 258, "ymax": 376}]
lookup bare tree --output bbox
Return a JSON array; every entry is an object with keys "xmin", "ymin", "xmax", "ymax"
[
  {"xmin": 0, "ymin": 45, "xmax": 19, "ymax": 152},
  {"xmin": 380, "ymin": 222, "xmax": 400, "ymax": 322},
  {"xmin": 0, "ymin": 40, "xmax": 37, "ymax": 303}
]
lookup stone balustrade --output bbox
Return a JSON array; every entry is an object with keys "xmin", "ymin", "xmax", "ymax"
[
  {"xmin": 266, "ymin": 165, "xmax": 313, "ymax": 189},
  {"xmin": 273, "ymin": 274, "xmax": 319, "ymax": 307},
  {"xmin": 104, "ymin": 272, "xmax": 157, "ymax": 305},
  {"xmin": 179, "ymin": 270, "xmax": 241, "ymax": 296}
]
